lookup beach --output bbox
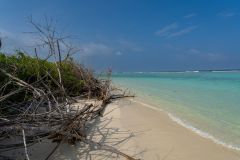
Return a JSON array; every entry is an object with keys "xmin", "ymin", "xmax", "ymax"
[
  {"xmin": 5, "ymin": 71, "xmax": 240, "ymax": 160},
  {"xmin": 5, "ymin": 98, "xmax": 240, "ymax": 160},
  {"xmin": 101, "ymin": 98, "xmax": 240, "ymax": 160},
  {"xmin": 1, "ymin": 1, "xmax": 240, "ymax": 159},
  {"xmin": 112, "ymin": 72, "xmax": 240, "ymax": 150}
]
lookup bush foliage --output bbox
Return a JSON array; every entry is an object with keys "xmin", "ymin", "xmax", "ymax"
[{"xmin": 0, "ymin": 52, "xmax": 102, "ymax": 103}]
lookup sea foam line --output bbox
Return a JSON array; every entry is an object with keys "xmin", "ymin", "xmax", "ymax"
[{"xmin": 131, "ymin": 99, "xmax": 240, "ymax": 151}]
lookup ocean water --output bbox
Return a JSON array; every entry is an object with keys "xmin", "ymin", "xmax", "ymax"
[{"xmin": 112, "ymin": 71, "xmax": 240, "ymax": 150}]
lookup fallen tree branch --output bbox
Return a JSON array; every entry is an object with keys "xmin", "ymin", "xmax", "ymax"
[
  {"xmin": 0, "ymin": 17, "xmax": 138, "ymax": 159},
  {"xmin": 22, "ymin": 129, "xmax": 30, "ymax": 160},
  {"xmin": 83, "ymin": 139, "xmax": 140, "ymax": 160}
]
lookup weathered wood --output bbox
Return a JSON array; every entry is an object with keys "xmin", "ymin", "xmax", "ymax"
[
  {"xmin": 0, "ymin": 68, "xmax": 136, "ymax": 159},
  {"xmin": 0, "ymin": 17, "xmax": 137, "ymax": 159}
]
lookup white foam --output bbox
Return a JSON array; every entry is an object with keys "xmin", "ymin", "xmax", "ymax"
[
  {"xmin": 211, "ymin": 70, "xmax": 240, "ymax": 73},
  {"xmin": 131, "ymin": 99, "xmax": 163, "ymax": 111},
  {"xmin": 185, "ymin": 70, "xmax": 199, "ymax": 73},
  {"xmin": 167, "ymin": 113, "xmax": 240, "ymax": 151},
  {"xmin": 131, "ymin": 99, "xmax": 240, "ymax": 151}
]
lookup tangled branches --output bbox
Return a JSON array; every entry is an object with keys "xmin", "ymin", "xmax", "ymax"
[
  {"xmin": 0, "ymin": 17, "xmax": 137, "ymax": 160},
  {"xmin": 0, "ymin": 65, "xmax": 135, "ymax": 159}
]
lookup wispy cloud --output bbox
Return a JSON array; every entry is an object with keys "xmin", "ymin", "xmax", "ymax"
[
  {"xmin": 155, "ymin": 23, "xmax": 178, "ymax": 36},
  {"xmin": 188, "ymin": 48, "xmax": 225, "ymax": 61},
  {"xmin": 115, "ymin": 51, "xmax": 123, "ymax": 56},
  {"xmin": 0, "ymin": 28, "xmax": 36, "ymax": 52},
  {"xmin": 183, "ymin": 13, "xmax": 196, "ymax": 19},
  {"xmin": 155, "ymin": 24, "xmax": 197, "ymax": 38},
  {"xmin": 163, "ymin": 45, "xmax": 225, "ymax": 62},
  {"xmin": 218, "ymin": 11, "xmax": 236, "ymax": 18},
  {"xmin": 168, "ymin": 26, "xmax": 197, "ymax": 38},
  {"xmin": 118, "ymin": 39, "xmax": 143, "ymax": 52},
  {"xmin": 80, "ymin": 42, "xmax": 112, "ymax": 56},
  {"xmin": 0, "ymin": 28, "xmax": 138, "ymax": 58}
]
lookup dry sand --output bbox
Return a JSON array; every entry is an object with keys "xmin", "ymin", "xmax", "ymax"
[
  {"xmin": 5, "ymin": 99, "xmax": 240, "ymax": 160},
  {"xmin": 101, "ymin": 99, "xmax": 240, "ymax": 160}
]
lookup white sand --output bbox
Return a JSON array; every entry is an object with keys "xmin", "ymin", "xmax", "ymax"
[
  {"xmin": 4, "ymin": 98, "xmax": 240, "ymax": 160},
  {"xmin": 101, "ymin": 99, "xmax": 240, "ymax": 160}
]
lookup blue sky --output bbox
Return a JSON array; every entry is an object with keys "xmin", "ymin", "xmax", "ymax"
[{"xmin": 0, "ymin": 0, "xmax": 240, "ymax": 71}]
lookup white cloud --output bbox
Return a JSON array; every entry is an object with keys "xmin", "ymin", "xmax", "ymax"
[
  {"xmin": 164, "ymin": 45, "xmax": 225, "ymax": 62},
  {"xmin": 188, "ymin": 48, "xmax": 201, "ymax": 54},
  {"xmin": 115, "ymin": 51, "xmax": 123, "ymax": 56},
  {"xmin": 155, "ymin": 23, "xmax": 197, "ymax": 38},
  {"xmin": 155, "ymin": 23, "xmax": 178, "ymax": 36},
  {"xmin": 118, "ymin": 39, "xmax": 142, "ymax": 52},
  {"xmin": 167, "ymin": 26, "xmax": 197, "ymax": 38},
  {"xmin": 0, "ymin": 28, "xmax": 37, "ymax": 52},
  {"xmin": 218, "ymin": 11, "xmax": 236, "ymax": 18},
  {"xmin": 188, "ymin": 48, "xmax": 225, "ymax": 61},
  {"xmin": 205, "ymin": 52, "xmax": 225, "ymax": 61},
  {"xmin": 183, "ymin": 13, "xmax": 196, "ymax": 19},
  {"xmin": 80, "ymin": 42, "xmax": 112, "ymax": 56},
  {"xmin": 0, "ymin": 28, "xmax": 12, "ymax": 38},
  {"xmin": 0, "ymin": 28, "xmax": 129, "ymax": 58}
]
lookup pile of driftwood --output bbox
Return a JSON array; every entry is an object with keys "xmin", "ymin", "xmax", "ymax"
[
  {"xmin": 0, "ymin": 17, "xmax": 138, "ymax": 160},
  {"xmin": 0, "ymin": 67, "xmax": 135, "ymax": 160}
]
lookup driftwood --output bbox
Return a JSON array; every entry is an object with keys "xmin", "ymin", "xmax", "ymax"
[
  {"xmin": 0, "ymin": 17, "xmax": 137, "ymax": 160},
  {"xmin": 0, "ymin": 66, "xmax": 136, "ymax": 160}
]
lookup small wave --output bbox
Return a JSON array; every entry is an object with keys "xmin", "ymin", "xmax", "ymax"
[
  {"xmin": 167, "ymin": 112, "xmax": 240, "ymax": 151},
  {"xmin": 131, "ymin": 99, "xmax": 240, "ymax": 151},
  {"xmin": 185, "ymin": 70, "xmax": 199, "ymax": 73},
  {"xmin": 211, "ymin": 70, "xmax": 240, "ymax": 73},
  {"xmin": 131, "ymin": 99, "xmax": 163, "ymax": 111}
]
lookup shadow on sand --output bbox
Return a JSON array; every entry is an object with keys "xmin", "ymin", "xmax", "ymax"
[
  {"xmin": 50, "ymin": 114, "xmax": 146, "ymax": 160},
  {"xmin": 1, "ymin": 101, "xmax": 146, "ymax": 160}
]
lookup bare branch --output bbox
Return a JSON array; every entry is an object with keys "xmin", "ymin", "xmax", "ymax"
[{"xmin": 22, "ymin": 129, "xmax": 30, "ymax": 160}]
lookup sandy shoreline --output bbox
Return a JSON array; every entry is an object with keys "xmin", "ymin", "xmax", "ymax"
[
  {"xmin": 103, "ymin": 99, "xmax": 240, "ymax": 160},
  {"xmin": 5, "ymin": 98, "xmax": 240, "ymax": 160}
]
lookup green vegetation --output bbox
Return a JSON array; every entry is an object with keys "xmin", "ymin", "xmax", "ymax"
[{"xmin": 0, "ymin": 51, "xmax": 102, "ymax": 104}]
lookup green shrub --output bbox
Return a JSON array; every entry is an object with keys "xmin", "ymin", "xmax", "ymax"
[{"xmin": 0, "ymin": 52, "xmax": 99, "ymax": 102}]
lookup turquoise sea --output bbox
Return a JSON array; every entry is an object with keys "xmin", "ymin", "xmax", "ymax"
[{"xmin": 112, "ymin": 71, "xmax": 240, "ymax": 150}]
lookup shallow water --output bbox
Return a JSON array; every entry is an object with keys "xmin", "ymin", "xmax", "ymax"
[{"xmin": 112, "ymin": 71, "xmax": 240, "ymax": 150}]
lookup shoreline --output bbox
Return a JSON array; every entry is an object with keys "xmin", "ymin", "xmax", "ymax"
[
  {"xmin": 4, "ymin": 98, "xmax": 240, "ymax": 159},
  {"xmin": 104, "ymin": 98, "xmax": 240, "ymax": 159},
  {"xmin": 132, "ymin": 99, "xmax": 240, "ymax": 151}
]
